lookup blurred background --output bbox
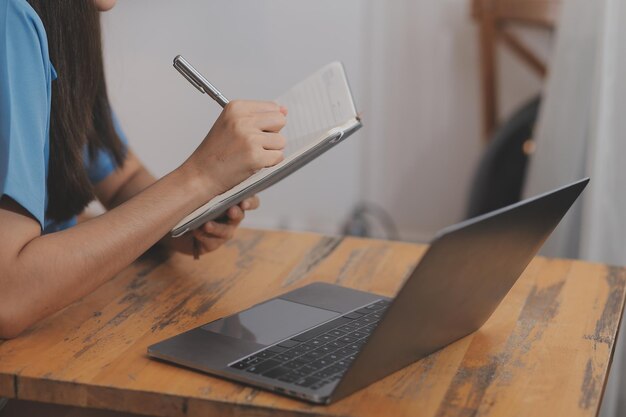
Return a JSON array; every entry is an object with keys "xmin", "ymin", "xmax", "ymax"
[{"xmin": 101, "ymin": 1, "xmax": 626, "ymax": 414}]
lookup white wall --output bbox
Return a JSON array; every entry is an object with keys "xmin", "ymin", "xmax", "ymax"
[
  {"xmin": 360, "ymin": 1, "xmax": 550, "ymax": 241},
  {"xmin": 101, "ymin": 0, "xmax": 547, "ymax": 242}
]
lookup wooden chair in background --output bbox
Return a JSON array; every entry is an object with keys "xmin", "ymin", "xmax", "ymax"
[{"xmin": 472, "ymin": 0, "xmax": 562, "ymax": 141}]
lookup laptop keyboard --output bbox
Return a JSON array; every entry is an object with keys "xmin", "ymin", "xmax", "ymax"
[{"xmin": 229, "ymin": 299, "xmax": 390, "ymax": 390}]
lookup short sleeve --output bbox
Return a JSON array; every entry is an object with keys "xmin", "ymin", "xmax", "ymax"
[
  {"xmin": 85, "ymin": 111, "xmax": 129, "ymax": 183},
  {"xmin": 0, "ymin": 0, "xmax": 54, "ymax": 228}
]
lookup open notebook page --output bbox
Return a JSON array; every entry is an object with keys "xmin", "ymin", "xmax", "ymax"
[
  {"xmin": 174, "ymin": 62, "xmax": 358, "ymax": 229},
  {"xmin": 278, "ymin": 61, "xmax": 357, "ymax": 157}
]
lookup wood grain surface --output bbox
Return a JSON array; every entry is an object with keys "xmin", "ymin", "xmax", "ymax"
[{"xmin": 0, "ymin": 228, "xmax": 624, "ymax": 417}]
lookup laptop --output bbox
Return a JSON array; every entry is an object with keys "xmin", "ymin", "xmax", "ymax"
[{"xmin": 148, "ymin": 178, "xmax": 589, "ymax": 404}]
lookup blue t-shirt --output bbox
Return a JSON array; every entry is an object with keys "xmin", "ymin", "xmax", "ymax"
[{"xmin": 0, "ymin": 0, "xmax": 127, "ymax": 234}]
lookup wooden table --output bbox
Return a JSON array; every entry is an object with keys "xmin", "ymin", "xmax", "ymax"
[{"xmin": 0, "ymin": 229, "xmax": 625, "ymax": 417}]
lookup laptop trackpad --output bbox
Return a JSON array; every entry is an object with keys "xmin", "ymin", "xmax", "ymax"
[{"xmin": 202, "ymin": 298, "xmax": 339, "ymax": 346}]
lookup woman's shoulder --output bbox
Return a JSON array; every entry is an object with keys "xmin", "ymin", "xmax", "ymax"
[
  {"xmin": 0, "ymin": 0, "xmax": 54, "ymax": 82},
  {"xmin": 2, "ymin": 0, "xmax": 44, "ymax": 24},
  {"xmin": 1, "ymin": 0, "xmax": 48, "ymax": 50}
]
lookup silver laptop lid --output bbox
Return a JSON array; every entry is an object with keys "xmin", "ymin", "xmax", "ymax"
[{"xmin": 330, "ymin": 178, "xmax": 589, "ymax": 402}]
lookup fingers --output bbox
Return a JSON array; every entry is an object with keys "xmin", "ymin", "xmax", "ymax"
[
  {"xmin": 194, "ymin": 235, "xmax": 226, "ymax": 254},
  {"xmin": 226, "ymin": 205, "xmax": 245, "ymax": 223},
  {"xmin": 259, "ymin": 132, "xmax": 286, "ymax": 150},
  {"xmin": 253, "ymin": 112, "xmax": 287, "ymax": 132},
  {"xmin": 240, "ymin": 195, "xmax": 260, "ymax": 210},
  {"xmin": 188, "ymin": 220, "xmax": 237, "ymax": 257},
  {"xmin": 229, "ymin": 100, "xmax": 285, "ymax": 132},
  {"xmin": 259, "ymin": 150, "xmax": 285, "ymax": 168},
  {"xmin": 194, "ymin": 220, "xmax": 237, "ymax": 241},
  {"xmin": 226, "ymin": 100, "xmax": 280, "ymax": 114},
  {"xmin": 187, "ymin": 196, "xmax": 259, "ymax": 258}
]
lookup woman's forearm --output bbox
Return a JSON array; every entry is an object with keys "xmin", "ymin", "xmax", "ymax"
[
  {"xmin": 0, "ymin": 100, "xmax": 287, "ymax": 338},
  {"xmin": 1, "ymin": 166, "xmax": 213, "ymax": 338}
]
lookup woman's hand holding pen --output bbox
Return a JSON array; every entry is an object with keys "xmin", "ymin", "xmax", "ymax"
[
  {"xmin": 181, "ymin": 100, "xmax": 288, "ymax": 200},
  {"xmin": 169, "ymin": 100, "xmax": 288, "ymax": 257}
]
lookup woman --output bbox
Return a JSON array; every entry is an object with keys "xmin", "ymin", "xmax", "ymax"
[{"xmin": 0, "ymin": 0, "xmax": 287, "ymax": 340}]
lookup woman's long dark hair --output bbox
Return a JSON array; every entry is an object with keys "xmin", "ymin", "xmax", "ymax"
[{"xmin": 27, "ymin": 0, "xmax": 125, "ymax": 222}]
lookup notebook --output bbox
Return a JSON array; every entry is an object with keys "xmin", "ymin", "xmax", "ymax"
[{"xmin": 171, "ymin": 62, "xmax": 362, "ymax": 237}]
